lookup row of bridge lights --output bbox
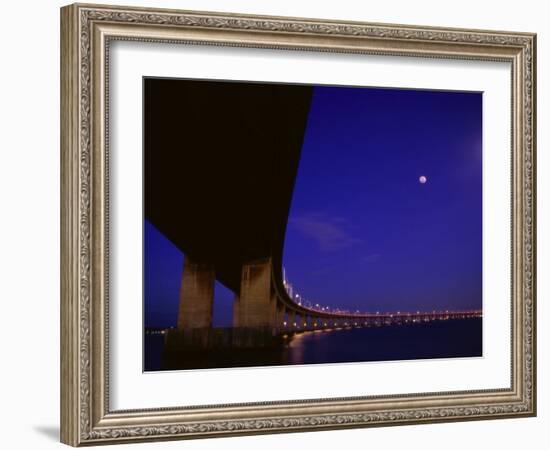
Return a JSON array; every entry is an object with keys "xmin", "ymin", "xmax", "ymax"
[
  {"xmin": 284, "ymin": 269, "xmax": 461, "ymax": 317},
  {"xmin": 282, "ymin": 321, "xmax": 371, "ymax": 328},
  {"xmin": 283, "ymin": 269, "xmax": 481, "ymax": 320},
  {"xmin": 283, "ymin": 269, "xmax": 360, "ymax": 315},
  {"xmin": 280, "ymin": 315, "xmax": 461, "ymax": 331}
]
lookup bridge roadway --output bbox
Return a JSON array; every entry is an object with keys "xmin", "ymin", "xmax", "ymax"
[{"xmin": 145, "ymin": 78, "xmax": 481, "ymax": 347}]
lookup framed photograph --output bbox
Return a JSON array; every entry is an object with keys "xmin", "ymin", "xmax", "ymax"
[{"xmin": 60, "ymin": 3, "xmax": 537, "ymax": 446}]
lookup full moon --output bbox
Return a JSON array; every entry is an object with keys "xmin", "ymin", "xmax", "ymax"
[{"xmin": 419, "ymin": 175, "xmax": 427, "ymax": 184}]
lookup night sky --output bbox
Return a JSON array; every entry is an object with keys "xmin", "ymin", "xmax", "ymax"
[{"xmin": 144, "ymin": 85, "xmax": 482, "ymax": 328}]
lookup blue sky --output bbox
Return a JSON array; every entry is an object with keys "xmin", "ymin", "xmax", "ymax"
[{"xmin": 283, "ymin": 86, "xmax": 482, "ymax": 314}]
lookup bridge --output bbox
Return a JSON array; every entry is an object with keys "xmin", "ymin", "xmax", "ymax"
[{"xmin": 144, "ymin": 77, "xmax": 481, "ymax": 348}]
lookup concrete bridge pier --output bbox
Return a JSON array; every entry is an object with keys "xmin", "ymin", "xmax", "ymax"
[
  {"xmin": 177, "ymin": 257, "xmax": 215, "ymax": 330},
  {"xmin": 295, "ymin": 313, "xmax": 303, "ymax": 331},
  {"xmin": 275, "ymin": 304, "xmax": 286, "ymax": 332},
  {"xmin": 233, "ymin": 258, "xmax": 275, "ymax": 329},
  {"xmin": 287, "ymin": 310, "xmax": 296, "ymax": 331}
]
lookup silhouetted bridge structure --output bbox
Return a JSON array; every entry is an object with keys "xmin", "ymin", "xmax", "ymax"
[{"xmin": 145, "ymin": 78, "xmax": 481, "ymax": 349}]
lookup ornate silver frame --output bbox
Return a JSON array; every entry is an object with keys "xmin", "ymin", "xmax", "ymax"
[{"xmin": 60, "ymin": 2, "xmax": 536, "ymax": 446}]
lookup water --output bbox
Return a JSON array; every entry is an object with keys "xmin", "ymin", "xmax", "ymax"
[{"xmin": 144, "ymin": 318, "xmax": 482, "ymax": 371}]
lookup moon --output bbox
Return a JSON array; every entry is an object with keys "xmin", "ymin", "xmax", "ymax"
[{"xmin": 419, "ymin": 175, "xmax": 427, "ymax": 184}]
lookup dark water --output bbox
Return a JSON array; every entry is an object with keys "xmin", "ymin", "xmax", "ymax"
[{"xmin": 145, "ymin": 318, "xmax": 482, "ymax": 371}]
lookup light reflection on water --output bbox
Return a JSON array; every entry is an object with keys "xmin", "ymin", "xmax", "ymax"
[{"xmin": 285, "ymin": 319, "xmax": 482, "ymax": 366}]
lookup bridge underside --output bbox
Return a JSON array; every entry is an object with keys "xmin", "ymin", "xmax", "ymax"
[
  {"xmin": 145, "ymin": 78, "xmax": 313, "ymax": 292},
  {"xmin": 145, "ymin": 78, "xmax": 314, "ymax": 330}
]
